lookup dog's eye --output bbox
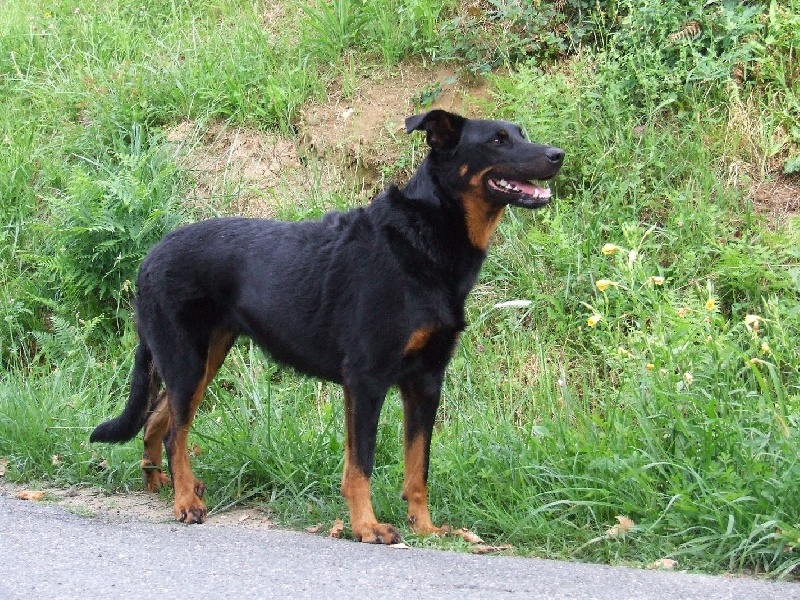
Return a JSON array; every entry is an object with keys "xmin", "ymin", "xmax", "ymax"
[{"xmin": 492, "ymin": 131, "xmax": 509, "ymax": 144}]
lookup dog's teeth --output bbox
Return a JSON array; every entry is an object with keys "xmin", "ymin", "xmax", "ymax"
[{"xmin": 492, "ymin": 178, "xmax": 527, "ymax": 193}]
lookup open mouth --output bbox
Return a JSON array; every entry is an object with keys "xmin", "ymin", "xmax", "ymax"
[{"xmin": 488, "ymin": 178, "xmax": 551, "ymax": 206}]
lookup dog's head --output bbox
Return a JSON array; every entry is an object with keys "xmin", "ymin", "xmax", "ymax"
[{"xmin": 405, "ymin": 109, "xmax": 564, "ymax": 209}]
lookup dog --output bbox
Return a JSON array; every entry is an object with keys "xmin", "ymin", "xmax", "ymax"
[{"xmin": 90, "ymin": 109, "xmax": 564, "ymax": 544}]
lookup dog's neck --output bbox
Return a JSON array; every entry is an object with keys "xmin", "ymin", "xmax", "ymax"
[{"xmin": 401, "ymin": 157, "xmax": 448, "ymax": 205}]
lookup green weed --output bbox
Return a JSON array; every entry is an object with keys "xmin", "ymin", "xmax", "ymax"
[
  {"xmin": 299, "ymin": 0, "xmax": 447, "ymax": 65},
  {"xmin": 37, "ymin": 124, "xmax": 187, "ymax": 329},
  {"xmin": 749, "ymin": 0, "xmax": 800, "ymax": 173},
  {"xmin": 300, "ymin": 0, "xmax": 368, "ymax": 61}
]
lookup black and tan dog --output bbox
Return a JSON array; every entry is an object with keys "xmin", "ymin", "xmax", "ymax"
[{"xmin": 90, "ymin": 109, "xmax": 563, "ymax": 543}]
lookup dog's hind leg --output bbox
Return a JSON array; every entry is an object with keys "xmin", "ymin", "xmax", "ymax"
[
  {"xmin": 140, "ymin": 391, "xmax": 172, "ymax": 492},
  {"xmin": 162, "ymin": 328, "xmax": 236, "ymax": 523},
  {"xmin": 400, "ymin": 372, "xmax": 448, "ymax": 536},
  {"xmin": 341, "ymin": 382, "xmax": 402, "ymax": 544}
]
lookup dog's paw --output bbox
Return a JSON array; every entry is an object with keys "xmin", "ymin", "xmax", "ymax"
[
  {"xmin": 408, "ymin": 519, "xmax": 451, "ymax": 537},
  {"xmin": 141, "ymin": 461, "xmax": 172, "ymax": 493},
  {"xmin": 173, "ymin": 495, "xmax": 207, "ymax": 524},
  {"xmin": 353, "ymin": 522, "xmax": 403, "ymax": 545}
]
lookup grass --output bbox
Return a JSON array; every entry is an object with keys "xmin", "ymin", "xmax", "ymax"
[{"xmin": 1, "ymin": 0, "xmax": 799, "ymax": 578}]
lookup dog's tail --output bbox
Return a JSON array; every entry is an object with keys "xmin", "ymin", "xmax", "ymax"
[{"xmin": 90, "ymin": 341, "xmax": 160, "ymax": 443}]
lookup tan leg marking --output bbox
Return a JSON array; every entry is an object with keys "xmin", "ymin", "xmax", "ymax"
[
  {"xmin": 402, "ymin": 434, "xmax": 445, "ymax": 535},
  {"xmin": 171, "ymin": 329, "xmax": 235, "ymax": 523},
  {"xmin": 141, "ymin": 391, "xmax": 172, "ymax": 492},
  {"xmin": 341, "ymin": 387, "xmax": 402, "ymax": 544}
]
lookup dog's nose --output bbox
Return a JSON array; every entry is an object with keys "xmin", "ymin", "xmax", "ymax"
[{"xmin": 546, "ymin": 147, "xmax": 564, "ymax": 164}]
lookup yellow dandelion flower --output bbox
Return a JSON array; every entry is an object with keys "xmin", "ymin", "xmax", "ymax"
[
  {"xmin": 596, "ymin": 279, "xmax": 616, "ymax": 292},
  {"xmin": 650, "ymin": 276, "xmax": 665, "ymax": 285},
  {"xmin": 587, "ymin": 314, "xmax": 602, "ymax": 327},
  {"xmin": 645, "ymin": 363, "xmax": 655, "ymax": 371},
  {"xmin": 705, "ymin": 298, "xmax": 716, "ymax": 311},
  {"xmin": 602, "ymin": 243, "xmax": 620, "ymax": 255},
  {"xmin": 761, "ymin": 341, "xmax": 771, "ymax": 355}
]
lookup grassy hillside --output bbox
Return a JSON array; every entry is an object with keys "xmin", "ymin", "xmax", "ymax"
[{"xmin": 1, "ymin": 0, "xmax": 798, "ymax": 575}]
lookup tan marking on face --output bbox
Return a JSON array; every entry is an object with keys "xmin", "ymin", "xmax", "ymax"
[
  {"xmin": 459, "ymin": 164, "xmax": 468, "ymax": 177},
  {"xmin": 462, "ymin": 167, "xmax": 505, "ymax": 250}
]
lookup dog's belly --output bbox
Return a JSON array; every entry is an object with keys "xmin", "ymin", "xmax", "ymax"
[{"xmin": 226, "ymin": 292, "xmax": 346, "ymax": 383}]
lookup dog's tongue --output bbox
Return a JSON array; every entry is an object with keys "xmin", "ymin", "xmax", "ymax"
[{"xmin": 512, "ymin": 180, "xmax": 551, "ymax": 198}]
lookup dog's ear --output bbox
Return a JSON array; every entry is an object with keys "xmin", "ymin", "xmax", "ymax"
[{"xmin": 405, "ymin": 110, "xmax": 467, "ymax": 151}]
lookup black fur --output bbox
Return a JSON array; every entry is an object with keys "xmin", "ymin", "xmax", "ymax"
[{"xmin": 90, "ymin": 109, "xmax": 563, "ymax": 537}]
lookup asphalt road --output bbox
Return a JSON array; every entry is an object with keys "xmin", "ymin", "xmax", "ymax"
[{"xmin": 1, "ymin": 494, "xmax": 798, "ymax": 600}]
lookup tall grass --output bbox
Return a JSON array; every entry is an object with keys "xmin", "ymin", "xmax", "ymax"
[{"xmin": 1, "ymin": 0, "xmax": 798, "ymax": 577}]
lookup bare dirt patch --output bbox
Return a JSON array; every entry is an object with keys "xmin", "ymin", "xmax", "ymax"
[
  {"xmin": 167, "ymin": 121, "xmax": 303, "ymax": 218},
  {"xmin": 299, "ymin": 62, "xmax": 491, "ymax": 179},
  {"xmin": 0, "ymin": 480, "xmax": 275, "ymax": 530},
  {"xmin": 166, "ymin": 63, "xmax": 491, "ymax": 217},
  {"xmin": 166, "ymin": 117, "xmax": 368, "ymax": 217},
  {"xmin": 750, "ymin": 176, "xmax": 800, "ymax": 227}
]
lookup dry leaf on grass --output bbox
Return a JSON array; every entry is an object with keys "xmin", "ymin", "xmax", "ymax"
[
  {"xmin": 388, "ymin": 542, "xmax": 410, "ymax": 550},
  {"xmin": 472, "ymin": 545, "xmax": 513, "ymax": 555},
  {"xmin": 328, "ymin": 518, "xmax": 345, "ymax": 538},
  {"xmin": 451, "ymin": 528, "xmax": 484, "ymax": 544},
  {"xmin": 606, "ymin": 515, "xmax": 635, "ymax": 537},
  {"xmin": 90, "ymin": 452, "xmax": 109, "ymax": 472},
  {"xmin": 190, "ymin": 444, "xmax": 202, "ymax": 457},
  {"xmin": 648, "ymin": 558, "xmax": 678, "ymax": 570},
  {"xmin": 51, "ymin": 454, "xmax": 62, "ymax": 466},
  {"xmin": 305, "ymin": 523, "xmax": 324, "ymax": 534},
  {"xmin": 573, "ymin": 515, "xmax": 638, "ymax": 554},
  {"xmin": 16, "ymin": 490, "xmax": 45, "ymax": 501}
]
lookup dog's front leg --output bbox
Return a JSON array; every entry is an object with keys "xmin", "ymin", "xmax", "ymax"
[
  {"xmin": 341, "ymin": 383, "xmax": 401, "ymax": 544},
  {"xmin": 399, "ymin": 372, "xmax": 448, "ymax": 536}
]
